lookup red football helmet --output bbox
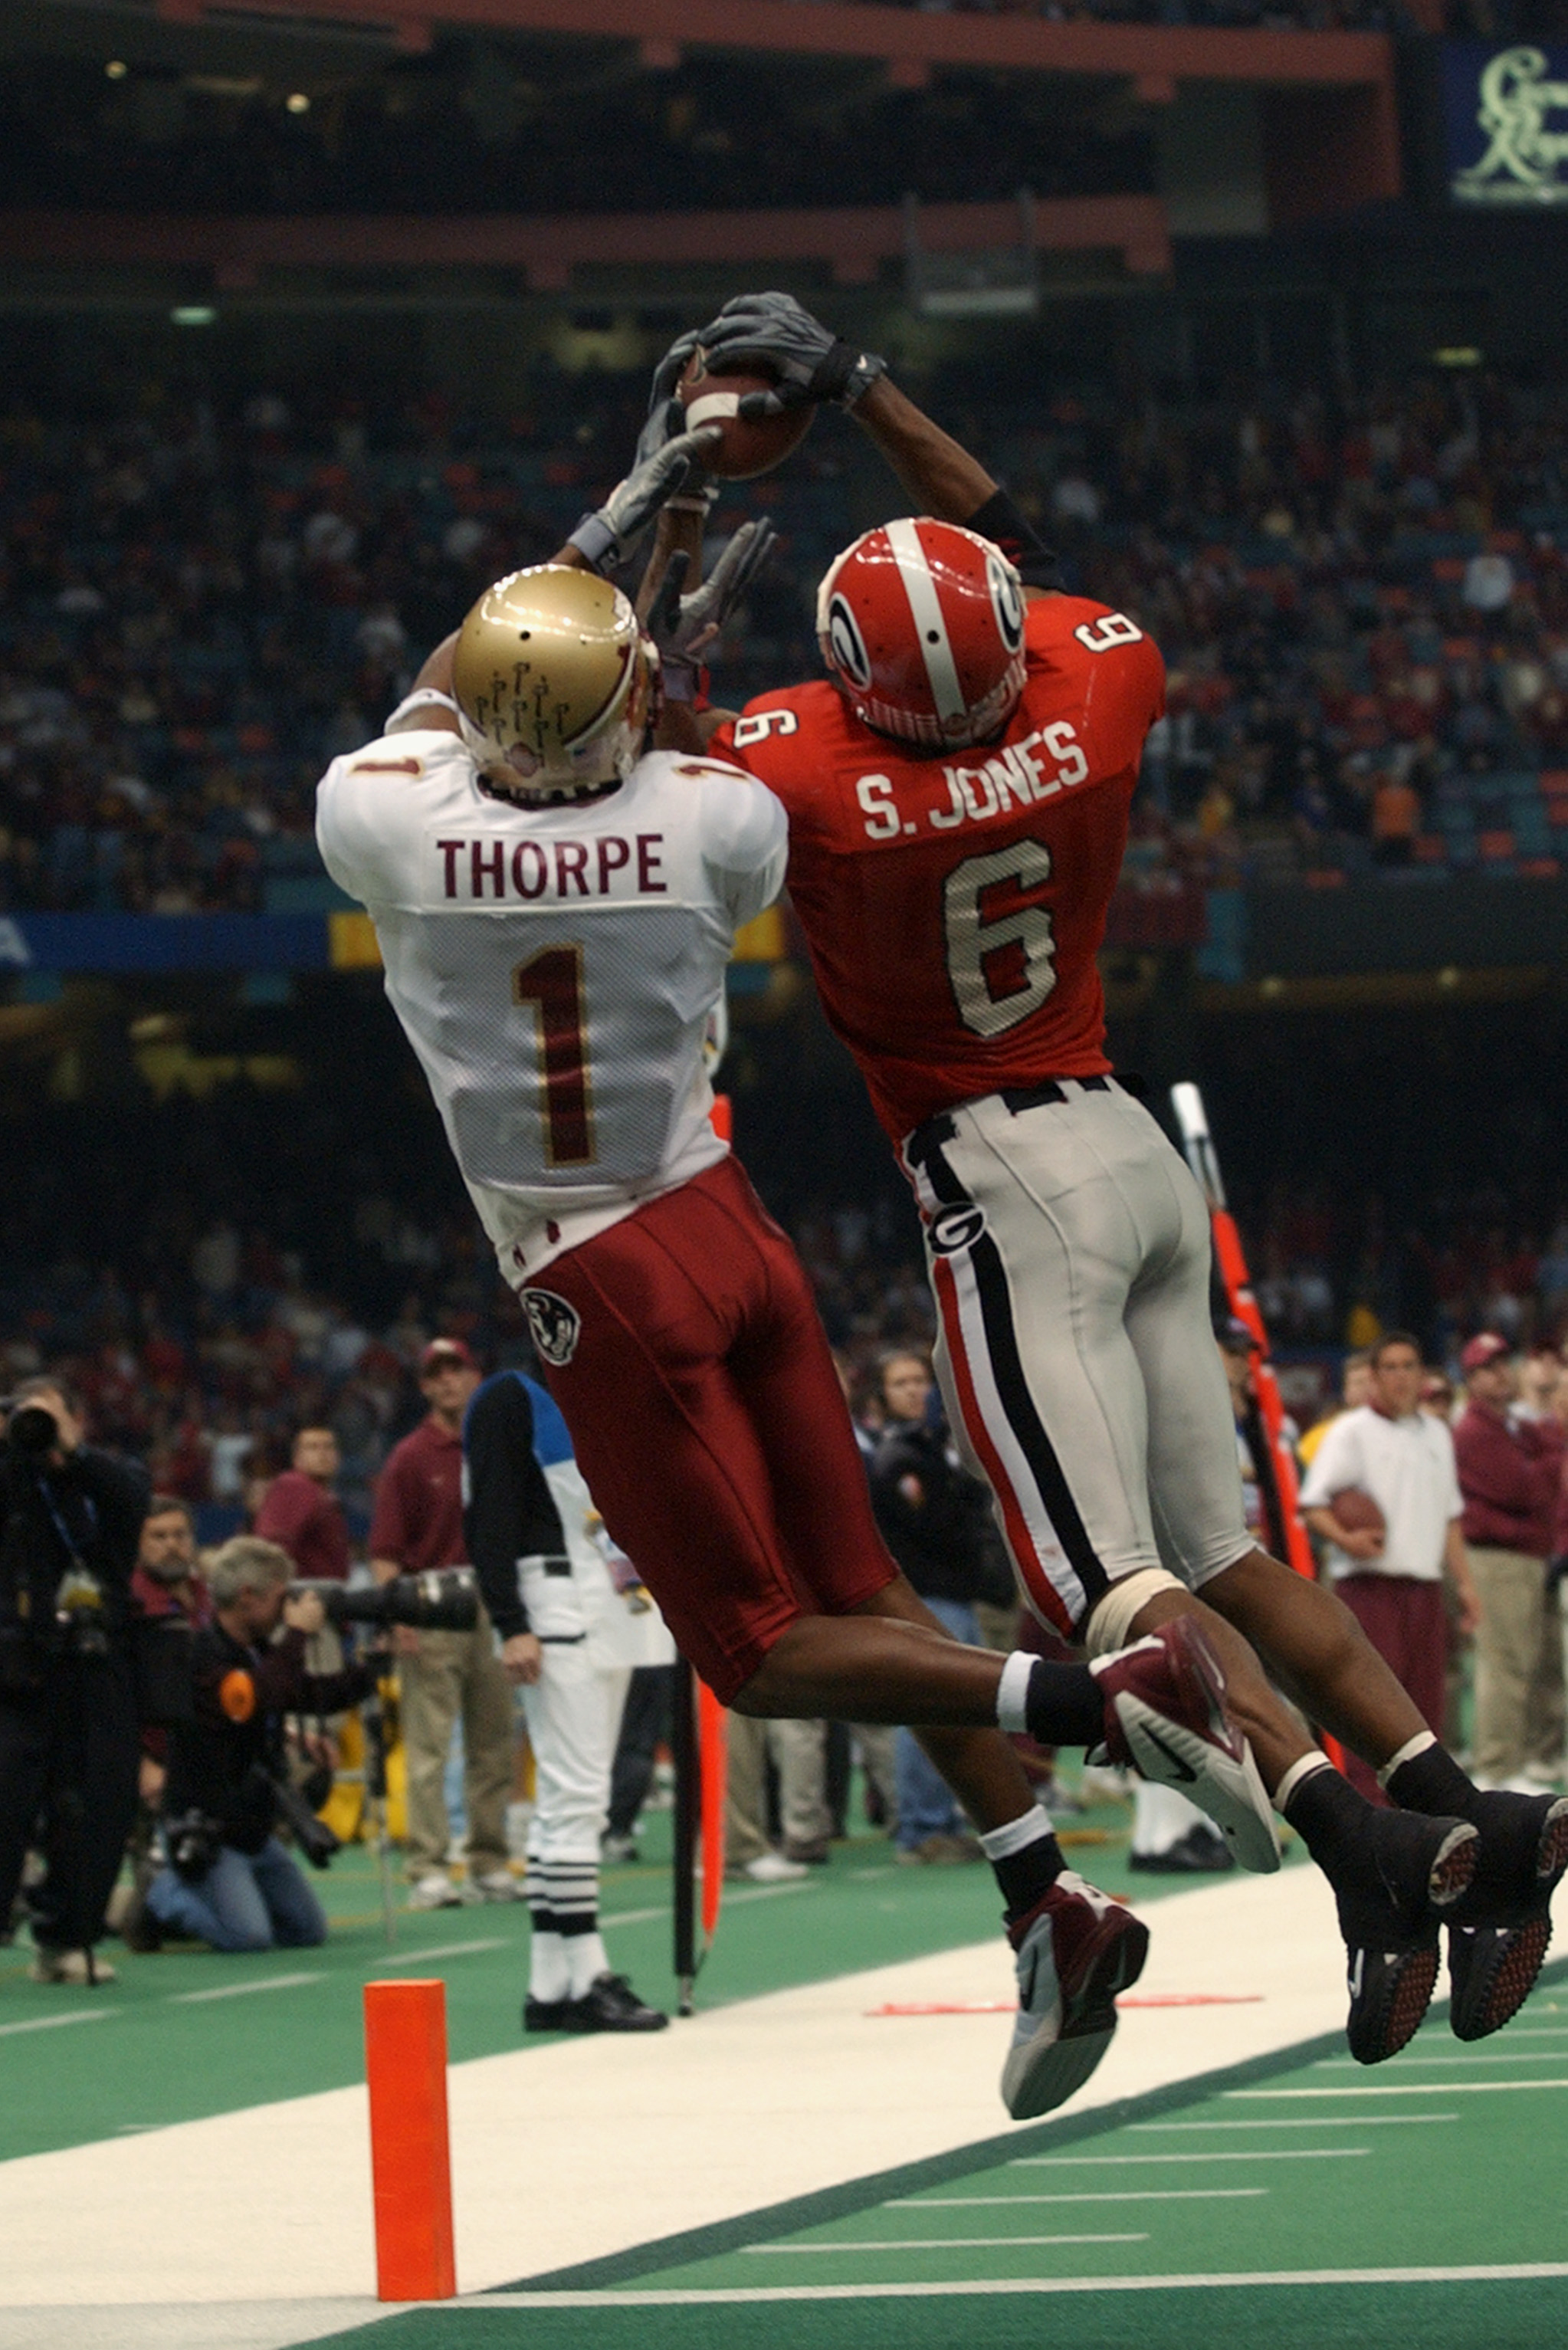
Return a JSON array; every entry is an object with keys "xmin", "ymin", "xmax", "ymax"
[{"xmin": 815, "ymin": 517, "xmax": 1028, "ymax": 750}]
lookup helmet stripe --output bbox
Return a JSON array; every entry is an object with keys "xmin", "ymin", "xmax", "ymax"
[{"xmin": 882, "ymin": 517, "xmax": 968, "ymax": 727}]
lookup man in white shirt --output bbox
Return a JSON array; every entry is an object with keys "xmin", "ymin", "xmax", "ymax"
[{"xmin": 1301, "ymin": 1332, "xmax": 1481, "ymax": 1804}]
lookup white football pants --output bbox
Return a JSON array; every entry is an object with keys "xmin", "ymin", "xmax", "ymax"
[{"xmin": 904, "ymin": 1078, "xmax": 1251, "ymax": 1640}]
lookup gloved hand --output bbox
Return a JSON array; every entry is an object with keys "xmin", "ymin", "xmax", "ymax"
[
  {"xmin": 685, "ymin": 292, "xmax": 887, "ymax": 415},
  {"xmin": 567, "ymin": 414, "xmax": 720, "ymax": 577},
  {"xmin": 646, "ymin": 519, "xmax": 778, "ymax": 700}
]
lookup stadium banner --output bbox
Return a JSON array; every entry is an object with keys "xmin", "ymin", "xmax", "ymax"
[
  {"xmin": 0, "ymin": 913, "xmax": 332, "ymax": 973},
  {"xmin": 1445, "ymin": 42, "xmax": 1568, "ymax": 206}
]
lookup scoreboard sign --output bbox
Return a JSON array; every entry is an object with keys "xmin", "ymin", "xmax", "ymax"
[{"xmin": 1446, "ymin": 42, "xmax": 1568, "ymax": 205}]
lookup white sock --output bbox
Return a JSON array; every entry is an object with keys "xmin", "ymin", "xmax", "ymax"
[
  {"xmin": 996, "ymin": 1651, "xmax": 1036, "ymax": 1735},
  {"xmin": 528, "ymin": 1924, "xmax": 569, "ymax": 2003},
  {"xmin": 979, "ymin": 1806, "xmax": 1056, "ymax": 1862},
  {"xmin": 565, "ymin": 1928, "xmax": 611, "ymax": 2000},
  {"xmin": 1273, "ymin": 1751, "xmax": 1332, "ymax": 1818},
  {"xmin": 1131, "ymin": 1779, "xmax": 1209, "ymax": 1856}
]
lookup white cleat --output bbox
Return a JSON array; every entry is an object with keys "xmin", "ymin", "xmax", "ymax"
[{"xmin": 1090, "ymin": 1616, "xmax": 1280, "ymax": 1873}]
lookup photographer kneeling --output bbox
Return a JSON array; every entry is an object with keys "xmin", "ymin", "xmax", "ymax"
[{"xmin": 145, "ymin": 1537, "xmax": 380, "ymax": 1953}]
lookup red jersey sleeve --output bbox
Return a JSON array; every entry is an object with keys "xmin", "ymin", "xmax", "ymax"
[{"xmin": 369, "ymin": 1442, "xmax": 418, "ymax": 1566}]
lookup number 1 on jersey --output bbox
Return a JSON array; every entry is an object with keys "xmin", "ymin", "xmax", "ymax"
[{"xmin": 514, "ymin": 946, "xmax": 595, "ymax": 1167}]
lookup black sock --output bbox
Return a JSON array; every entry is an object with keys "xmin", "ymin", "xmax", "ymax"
[
  {"xmin": 1023, "ymin": 1659, "xmax": 1106, "ymax": 1749},
  {"xmin": 991, "ymin": 1833, "xmax": 1066, "ymax": 1922},
  {"xmin": 1281, "ymin": 1761, "xmax": 1371, "ymax": 1875},
  {"xmin": 1386, "ymin": 1742, "xmax": 1476, "ymax": 1822}
]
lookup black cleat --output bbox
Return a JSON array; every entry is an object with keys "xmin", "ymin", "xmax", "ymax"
[
  {"xmin": 1336, "ymin": 1811, "xmax": 1477, "ymax": 2065},
  {"xmin": 1128, "ymin": 1825, "xmax": 1236, "ymax": 1876},
  {"xmin": 537, "ymin": 1972, "xmax": 668, "ymax": 2033},
  {"xmin": 1446, "ymin": 1794, "xmax": 1568, "ymax": 2040}
]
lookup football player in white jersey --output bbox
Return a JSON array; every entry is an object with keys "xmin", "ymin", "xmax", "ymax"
[{"xmin": 316, "ymin": 440, "xmax": 1277, "ymax": 2119}]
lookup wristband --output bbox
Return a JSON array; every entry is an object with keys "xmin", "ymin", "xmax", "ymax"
[
  {"xmin": 965, "ymin": 487, "xmax": 1065, "ymax": 590},
  {"xmin": 809, "ymin": 340, "xmax": 887, "ymax": 409},
  {"xmin": 566, "ymin": 510, "xmax": 620, "ymax": 576}
]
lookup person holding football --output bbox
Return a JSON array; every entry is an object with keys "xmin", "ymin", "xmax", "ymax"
[{"xmin": 649, "ymin": 290, "xmax": 1565, "ymax": 2060}]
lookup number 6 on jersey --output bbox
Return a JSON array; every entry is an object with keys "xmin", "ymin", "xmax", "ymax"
[
  {"xmin": 514, "ymin": 947, "xmax": 595, "ymax": 1167},
  {"xmin": 943, "ymin": 841, "xmax": 1057, "ymax": 1039}
]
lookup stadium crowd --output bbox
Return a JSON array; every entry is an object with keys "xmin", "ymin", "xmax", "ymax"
[{"xmin": 5, "ymin": 363, "xmax": 1568, "ymax": 921}]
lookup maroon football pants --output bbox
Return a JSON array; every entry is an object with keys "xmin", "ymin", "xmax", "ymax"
[
  {"xmin": 521, "ymin": 1155, "xmax": 898, "ymax": 1702},
  {"xmin": 1334, "ymin": 1573, "xmax": 1449, "ymax": 1804}
]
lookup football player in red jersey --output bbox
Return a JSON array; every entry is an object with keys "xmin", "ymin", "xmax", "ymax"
[{"xmin": 658, "ymin": 290, "xmax": 1566, "ymax": 2058}]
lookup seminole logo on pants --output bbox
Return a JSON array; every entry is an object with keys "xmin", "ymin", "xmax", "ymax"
[{"xmin": 522, "ymin": 1288, "xmax": 582, "ymax": 1367}]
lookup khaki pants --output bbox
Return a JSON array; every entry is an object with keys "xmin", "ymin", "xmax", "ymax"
[
  {"xmin": 399, "ymin": 1604, "xmax": 516, "ymax": 1879},
  {"xmin": 1470, "ymin": 1546, "xmax": 1565, "ymax": 1783},
  {"xmin": 726, "ymin": 1715, "xmax": 829, "ymax": 1864}
]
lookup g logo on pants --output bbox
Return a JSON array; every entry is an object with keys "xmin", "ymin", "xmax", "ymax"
[
  {"xmin": 930, "ymin": 1203, "xmax": 987, "ymax": 1255},
  {"xmin": 522, "ymin": 1288, "xmax": 581, "ymax": 1367}
]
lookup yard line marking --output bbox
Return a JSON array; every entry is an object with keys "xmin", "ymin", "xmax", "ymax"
[
  {"xmin": 602, "ymin": 1881, "xmax": 812, "ymax": 1933},
  {"xmin": 168, "ymin": 1971, "xmax": 324, "ymax": 2004},
  {"xmin": 372, "ymin": 1938, "xmax": 507, "ymax": 1965},
  {"xmin": 481, "ymin": 2263, "xmax": 1568, "ymax": 2306},
  {"xmin": 1314, "ymin": 2050, "xmax": 1568, "ymax": 2066},
  {"xmin": 1227, "ymin": 2081, "xmax": 1568, "ymax": 2098},
  {"xmin": 891, "ymin": 2191, "xmax": 1267, "ymax": 2207},
  {"xmin": 743, "ymin": 2234, "xmax": 1149, "ymax": 2253},
  {"xmin": 1133, "ymin": 2115, "xmax": 1455, "ymax": 2130},
  {"xmin": 1011, "ymin": 2150, "xmax": 1370, "ymax": 2166},
  {"xmin": 0, "ymin": 2010, "xmax": 107, "ymax": 2037}
]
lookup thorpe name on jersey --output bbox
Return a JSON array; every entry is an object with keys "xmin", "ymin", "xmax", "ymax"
[{"xmin": 713, "ymin": 597, "xmax": 1165, "ymax": 1143}]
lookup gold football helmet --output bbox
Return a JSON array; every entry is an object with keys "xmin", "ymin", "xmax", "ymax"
[{"xmin": 451, "ymin": 565, "xmax": 658, "ymax": 799}]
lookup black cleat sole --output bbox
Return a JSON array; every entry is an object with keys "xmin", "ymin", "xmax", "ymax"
[{"xmin": 1349, "ymin": 1938, "xmax": 1441, "ymax": 2066}]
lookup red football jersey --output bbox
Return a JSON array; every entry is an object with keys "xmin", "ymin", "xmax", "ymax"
[{"xmin": 713, "ymin": 596, "xmax": 1165, "ymax": 1141}]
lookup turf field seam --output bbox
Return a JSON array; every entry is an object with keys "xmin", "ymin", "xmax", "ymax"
[{"xmin": 1227, "ymin": 2080, "xmax": 1568, "ymax": 2096}]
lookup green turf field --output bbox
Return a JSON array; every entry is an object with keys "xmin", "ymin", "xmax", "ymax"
[
  {"xmin": 0, "ymin": 1788, "xmax": 1195, "ymax": 2163},
  {"xmin": 300, "ymin": 1961, "xmax": 1568, "ymax": 2350}
]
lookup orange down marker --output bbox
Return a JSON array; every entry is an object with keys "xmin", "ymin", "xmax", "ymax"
[{"xmin": 363, "ymin": 1980, "xmax": 456, "ymax": 2301}]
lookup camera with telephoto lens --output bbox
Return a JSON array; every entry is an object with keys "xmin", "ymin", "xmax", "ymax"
[
  {"xmin": 1, "ymin": 1399, "xmax": 59, "ymax": 1456},
  {"xmin": 166, "ymin": 1807, "xmax": 224, "ymax": 1885},
  {"xmin": 290, "ymin": 1566, "xmax": 480, "ymax": 1633}
]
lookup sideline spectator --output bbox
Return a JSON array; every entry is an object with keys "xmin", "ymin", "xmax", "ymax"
[
  {"xmin": 1300, "ymin": 1332, "xmax": 1481, "ymax": 1804},
  {"xmin": 119, "ymin": 1495, "xmax": 212, "ymax": 1948},
  {"xmin": 0, "ymin": 1378, "xmax": 147, "ymax": 1986},
  {"xmin": 1452, "ymin": 1334, "xmax": 1564, "ymax": 1793},
  {"xmin": 142, "ymin": 1538, "xmax": 377, "ymax": 1951},
  {"xmin": 868, "ymin": 1351, "xmax": 1000, "ymax": 1866},
  {"xmin": 254, "ymin": 1426, "xmax": 352, "ymax": 1581},
  {"xmin": 371, "ymin": 1338, "xmax": 516, "ymax": 1909}
]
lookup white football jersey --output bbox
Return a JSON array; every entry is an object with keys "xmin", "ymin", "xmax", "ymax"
[{"xmin": 316, "ymin": 728, "xmax": 786, "ymax": 1278}]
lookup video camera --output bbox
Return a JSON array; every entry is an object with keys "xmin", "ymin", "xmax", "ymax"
[{"xmin": 290, "ymin": 1566, "xmax": 480, "ymax": 1633}]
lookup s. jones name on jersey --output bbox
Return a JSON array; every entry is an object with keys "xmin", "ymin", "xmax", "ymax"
[{"xmin": 435, "ymin": 832, "xmax": 670, "ymax": 902}]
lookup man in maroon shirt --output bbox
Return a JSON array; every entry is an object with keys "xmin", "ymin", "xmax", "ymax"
[
  {"xmin": 254, "ymin": 1427, "xmax": 352, "ymax": 1583},
  {"xmin": 1454, "ymin": 1334, "xmax": 1565, "ymax": 1793},
  {"xmin": 372, "ymin": 1339, "xmax": 516, "ymax": 1909}
]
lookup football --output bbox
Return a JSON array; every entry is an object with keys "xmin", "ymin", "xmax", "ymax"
[
  {"xmin": 677, "ymin": 350, "xmax": 815, "ymax": 481},
  {"xmin": 1329, "ymin": 1487, "xmax": 1386, "ymax": 1545}
]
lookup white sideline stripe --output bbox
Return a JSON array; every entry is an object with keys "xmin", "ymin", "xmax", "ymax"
[
  {"xmin": 370, "ymin": 1939, "xmax": 507, "ymax": 1966},
  {"xmin": 0, "ymin": 2012, "xmax": 108, "ymax": 2037},
  {"xmin": 892, "ymin": 2191, "xmax": 1267, "ymax": 2206},
  {"xmin": 1133, "ymin": 2116, "xmax": 1456, "ymax": 2131},
  {"xmin": 1011, "ymin": 2150, "xmax": 1370, "ymax": 2165},
  {"xmin": 743, "ymin": 2233, "xmax": 1149, "ymax": 2252},
  {"xmin": 1227, "ymin": 2081, "xmax": 1568, "ymax": 2099},
  {"xmin": 882, "ymin": 518, "xmax": 968, "ymax": 725},
  {"xmin": 476, "ymin": 2263, "xmax": 1568, "ymax": 2306},
  {"xmin": 1314, "ymin": 2051, "xmax": 1566, "ymax": 2067},
  {"xmin": 603, "ymin": 1881, "xmax": 812, "ymax": 1933},
  {"xmin": 166, "ymin": 1972, "xmax": 323, "ymax": 2005}
]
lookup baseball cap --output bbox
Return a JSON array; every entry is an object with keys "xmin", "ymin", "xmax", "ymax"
[
  {"xmin": 1217, "ymin": 1315, "xmax": 1261, "ymax": 1354},
  {"xmin": 1459, "ymin": 1332, "xmax": 1511, "ymax": 1374},
  {"xmin": 419, "ymin": 1336, "xmax": 477, "ymax": 1374}
]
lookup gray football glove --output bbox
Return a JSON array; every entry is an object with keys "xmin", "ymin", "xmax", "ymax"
[
  {"xmin": 567, "ymin": 415, "xmax": 720, "ymax": 577},
  {"xmin": 647, "ymin": 519, "xmax": 778, "ymax": 700},
  {"xmin": 690, "ymin": 291, "xmax": 887, "ymax": 416}
]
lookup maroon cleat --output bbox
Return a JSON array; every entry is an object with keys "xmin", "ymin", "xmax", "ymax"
[
  {"xmin": 1002, "ymin": 1870, "xmax": 1150, "ymax": 2121},
  {"xmin": 1090, "ymin": 1617, "xmax": 1280, "ymax": 1873}
]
